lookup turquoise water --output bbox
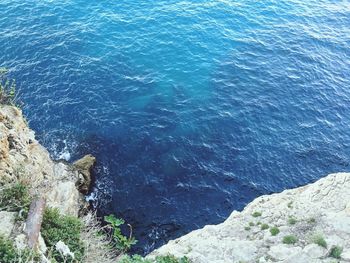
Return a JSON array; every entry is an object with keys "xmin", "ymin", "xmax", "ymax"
[{"xmin": 1, "ymin": 0, "xmax": 350, "ymax": 254}]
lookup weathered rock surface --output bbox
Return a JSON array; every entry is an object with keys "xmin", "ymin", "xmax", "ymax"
[
  {"xmin": 73, "ymin": 154, "xmax": 96, "ymax": 194},
  {"xmin": 0, "ymin": 105, "xmax": 95, "ymax": 254},
  {"xmin": 0, "ymin": 211, "xmax": 16, "ymax": 238},
  {"xmin": 0, "ymin": 105, "xmax": 90, "ymax": 216},
  {"xmin": 149, "ymin": 173, "xmax": 350, "ymax": 262}
]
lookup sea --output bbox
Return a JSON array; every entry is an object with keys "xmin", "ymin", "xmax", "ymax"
[{"xmin": 0, "ymin": 0, "xmax": 350, "ymax": 254}]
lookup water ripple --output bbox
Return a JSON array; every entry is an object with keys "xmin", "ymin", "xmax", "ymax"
[{"xmin": 1, "ymin": 0, "xmax": 350, "ymax": 255}]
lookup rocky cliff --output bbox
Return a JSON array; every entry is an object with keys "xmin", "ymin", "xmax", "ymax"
[
  {"xmin": 0, "ymin": 105, "xmax": 95, "ymax": 216},
  {"xmin": 149, "ymin": 172, "xmax": 350, "ymax": 262},
  {"xmin": 0, "ymin": 105, "xmax": 104, "ymax": 262}
]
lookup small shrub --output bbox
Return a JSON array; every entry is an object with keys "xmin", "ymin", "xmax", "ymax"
[
  {"xmin": 244, "ymin": 226, "xmax": 251, "ymax": 231},
  {"xmin": 104, "ymin": 214, "xmax": 137, "ymax": 252},
  {"xmin": 287, "ymin": 201, "xmax": 293, "ymax": 209},
  {"xmin": 0, "ymin": 235, "xmax": 17, "ymax": 263},
  {"xmin": 0, "ymin": 183, "xmax": 31, "ymax": 213},
  {"xmin": 0, "ymin": 235, "xmax": 38, "ymax": 263},
  {"xmin": 249, "ymin": 222, "xmax": 255, "ymax": 226},
  {"xmin": 288, "ymin": 217, "xmax": 297, "ymax": 225},
  {"xmin": 252, "ymin": 212, "xmax": 262, "ymax": 217},
  {"xmin": 79, "ymin": 212, "xmax": 120, "ymax": 263},
  {"xmin": 155, "ymin": 255, "xmax": 191, "ymax": 263},
  {"xmin": 0, "ymin": 68, "xmax": 17, "ymax": 106},
  {"xmin": 120, "ymin": 254, "xmax": 191, "ymax": 263},
  {"xmin": 283, "ymin": 235, "xmax": 298, "ymax": 244},
  {"xmin": 261, "ymin": 224, "xmax": 269, "ymax": 230},
  {"xmin": 41, "ymin": 208, "xmax": 84, "ymax": 262},
  {"xmin": 270, "ymin": 226, "xmax": 280, "ymax": 236},
  {"xmin": 329, "ymin": 246, "xmax": 343, "ymax": 259},
  {"xmin": 311, "ymin": 234, "xmax": 327, "ymax": 248},
  {"xmin": 308, "ymin": 218, "xmax": 316, "ymax": 224}
]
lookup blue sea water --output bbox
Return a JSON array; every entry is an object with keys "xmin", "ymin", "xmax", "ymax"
[{"xmin": 1, "ymin": 0, "xmax": 350, "ymax": 254}]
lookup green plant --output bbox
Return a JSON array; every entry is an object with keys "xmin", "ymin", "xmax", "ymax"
[
  {"xmin": 0, "ymin": 235, "xmax": 17, "ymax": 263},
  {"xmin": 288, "ymin": 217, "xmax": 297, "ymax": 225},
  {"xmin": 329, "ymin": 246, "xmax": 343, "ymax": 259},
  {"xmin": 0, "ymin": 235, "xmax": 39, "ymax": 263},
  {"xmin": 287, "ymin": 201, "xmax": 293, "ymax": 209},
  {"xmin": 120, "ymin": 254, "xmax": 191, "ymax": 263},
  {"xmin": 252, "ymin": 212, "xmax": 262, "ymax": 217},
  {"xmin": 283, "ymin": 235, "xmax": 298, "ymax": 244},
  {"xmin": 270, "ymin": 226, "xmax": 280, "ymax": 236},
  {"xmin": 0, "ymin": 183, "xmax": 31, "ymax": 214},
  {"xmin": 104, "ymin": 214, "xmax": 137, "ymax": 252},
  {"xmin": 308, "ymin": 218, "xmax": 316, "ymax": 224},
  {"xmin": 311, "ymin": 234, "xmax": 327, "ymax": 248},
  {"xmin": 0, "ymin": 68, "xmax": 17, "ymax": 106},
  {"xmin": 249, "ymin": 222, "xmax": 255, "ymax": 226},
  {"xmin": 41, "ymin": 208, "xmax": 84, "ymax": 262},
  {"xmin": 244, "ymin": 226, "xmax": 251, "ymax": 231},
  {"xmin": 261, "ymin": 224, "xmax": 269, "ymax": 230}
]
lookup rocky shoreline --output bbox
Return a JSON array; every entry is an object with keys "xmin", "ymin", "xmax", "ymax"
[
  {"xmin": 1, "ymin": 104, "xmax": 350, "ymax": 263},
  {"xmin": 0, "ymin": 105, "xmax": 95, "ymax": 217},
  {"xmin": 0, "ymin": 105, "xmax": 106, "ymax": 262},
  {"xmin": 151, "ymin": 172, "xmax": 350, "ymax": 262}
]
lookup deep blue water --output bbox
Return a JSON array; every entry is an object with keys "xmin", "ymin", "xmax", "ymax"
[{"xmin": 1, "ymin": 0, "xmax": 350, "ymax": 254}]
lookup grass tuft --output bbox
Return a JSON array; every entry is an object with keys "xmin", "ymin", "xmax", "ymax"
[
  {"xmin": 0, "ymin": 183, "xmax": 31, "ymax": 214},
  {"xmin": 80, "ymin": 212, "xmax": 120, "ymax": 263},
  {"xmin": 252, "ymin": 212, "xmax": 262, "ymax": 217},
  {"xmin": 261, "ymin": 224, "xmax": 269, "ymax": 230},
  {"xmin": 120, "ymin": 254, "xmax": 191, "ymax": 263},
  {"xmin": 329, "ymin": 246, "xmax": 342, "ymax": 259},
  {"xmin": 283, "ymin": 235, "xmax": 298, "ymax": 244},
  {"xmin": 287, "ymin": 217, "xmax": 297, "ymax": 225},
  {"xmin": 0, "ymin": 68, "xmax": 17, "ymax": 106},
  {"xmin": 311, "ymin": 234, "xmax": 327, "ymax": 248},
  {"xmin": 270, "ymin": 226, "xmax": 280, "ymax": 236},
  {"xmin": 0, "ymin": 234, "xmax": 39, "ymax": 263},
  {"xmin": 41, "ymin": 208, "xmax": 84, "ymax": 262},
  {"xmin": 308, "ymin": 218, "xmax": 316, "ymax": 224}
]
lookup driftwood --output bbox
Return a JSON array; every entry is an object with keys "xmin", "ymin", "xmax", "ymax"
[{"xmin": 24, "ymin": 197, "xmax": 46, "ymax": 250}]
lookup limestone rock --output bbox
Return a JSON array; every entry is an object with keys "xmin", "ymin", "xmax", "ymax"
[
  {"xmin": 73, "ymin": 154, "xmax": 96, "ymax": 194},
  {"xmin": 14, "ymin": 234, "xmax": 28, "ymax": 250},
  {"xmin": 342, "ymin": 249, "xmax": 350, "ymax": 261},
  {"xmin": 149, "ymin": 173, "xmax": 350, "ymax": 262},
  {"xmin": 55, "ymin": 240, "xmax": 75, "ymax": 259},
  {"xmin": 303, "ymin": 244, "xmax": 327, "ymax": 259},
  {"xmin": 0, "ymin": 105, "xmax": 94, "ymax": 217},
  {"xmin": 267, "ymin": 244, "xmax": 302, "ymax": 261},
  {"xmin": 0, "ymin": 211, "xmax": 16, "ymax": 238},
  {"xmin": 38, "ymin": 232, "xmax": 47, "ymax": 254},
  {"xmin": 46, "ymin": 181, "xmax": 81, "ymax": 216}
]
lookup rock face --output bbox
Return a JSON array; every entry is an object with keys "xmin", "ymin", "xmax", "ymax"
[
  {"xmin": 0, "ymin": 105, "xmax": 92, "ymax": 216},
  {"xmin": 73, "ymin": 154, "xmax": 96, "ymax": 194},
  {"xmin": 0, "ymin": 104, "xmax": 96, "ymax": 255},
  {"xmin": 0, "ymin": 105, "xmax": 119, "ymax": 263},
  {"xmin": 0, "ymin": 211, "xmax": 16, "ymax": 238},
  {"xmin": 149, "ymin": 173, "xmax": 350, "ymax": 263}
]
